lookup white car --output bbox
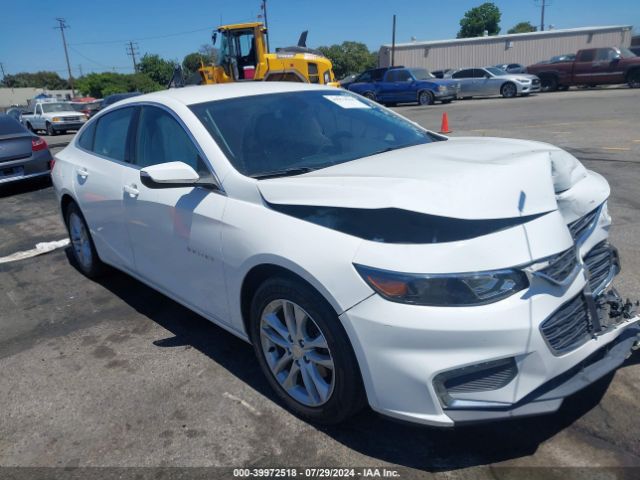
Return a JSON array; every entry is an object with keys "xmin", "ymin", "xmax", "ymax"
[
  {"xmin": 447, "ymin": 67, "xmax": 541, "ymax": 98},
  {"xmin": 52, "ymin": 83, "xmax": 639, "ymax": 426},
  {"xmin": 21, "ymin": 101, "xmax": 88, "ymax": 136}
]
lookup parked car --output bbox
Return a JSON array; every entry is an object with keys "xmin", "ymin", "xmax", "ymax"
[
  {"xmin": 527, "ymin": 47, "xmax": 640, "ymax": 91},
  {"xmin": 100, "ymin": 92, "xmax": 142, "ymax": 110},
  {"xmin": 52, "ymin": 83, "xmax": 638, "ymax": 426},
  {"xmin": 20, "ymin": 101, "xmax": 88, "ymax": 136},
  {"xmin": 0, "ymin": 113, "xmax": 52, "ymax": 185},
  {"xmin": 446, "ymin": 67, "xmax": 540, "ymax": 98},
  {"xmin": 348, "ymin": 66, "xmax": 458, "ymax": 105},
  {"xmin": 71, "ymin": 101, "xmax": 102, "ymax": 118},
  {"xmin": 494, "ymin": 63, "xmax": 527, "ymax": 74}
]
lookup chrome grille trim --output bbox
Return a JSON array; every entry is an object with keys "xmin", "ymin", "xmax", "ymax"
[
  {"xmin": 529, "ymin": 247, "xmax": 579, "ymax": 286},
  {"xmin": 540, "ymin": 294, "xmax": 592, "ymax": 355},
  {"xmin": 568, "ymin": 205, "xmax": 601, "ymax": 245},
  {"xmin": 584, "ymin": 241, "xmax": 619, "ymax": 295}
]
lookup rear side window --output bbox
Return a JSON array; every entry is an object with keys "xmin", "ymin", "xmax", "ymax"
[
  {"xmin": 578, "ymin": 50, "xmax": 596, "ymax": 62},
  {"xmin": 93, "ymin": 107, "xmax": 135, "ymax": 162},
  {"xmin": 77, "ymin": 121, "xmax": 97, "ymax": 151},
  {"xmin": 133, "ymin": 106, "xmax": 208, "ymax": 174},
  {"xmin": 452, "ymin": 69, "xmax": 472, "ymax": 79}
]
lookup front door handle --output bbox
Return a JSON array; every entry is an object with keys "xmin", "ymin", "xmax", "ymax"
[
  {"xmin": 77, "ymin": 167, "xmax": 89, "ymax": 178},
  {"xmin": 123, "ymin": 184, "xmax": 139, "ymax": 197}
]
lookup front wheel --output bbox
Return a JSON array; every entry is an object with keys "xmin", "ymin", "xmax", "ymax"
[
  {"xmin": 417, "ymin": 90, "xmax": 434, "ymax": 105},
  {"xmin": 501, "ymin": 82, "xmax": 517, "ymax": 98},
  {"xmin": 362, "ymin": 91, "xmax": 377, "ymax": 102},
  {"xmin": 46, "ymin": 122, "xmax": 57, "ymax": 136},
  {"xmin": 540, "ymin": 75, "xmax": 558, "ymax": 92},
  {"xmin": 250, "ymin": 277, "xmax": 365, "ymax": 424},
  {"xmin": 65, "ymin": 202, "xmax": 105, "ymax": 278}
]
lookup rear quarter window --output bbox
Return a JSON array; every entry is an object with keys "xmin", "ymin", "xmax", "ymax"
[
  {"xmin": 77, "ymin": 120, "xmax": 97, "ymax": 151},
  {"xmin": 92, "ymin": 107, "xmax": 136, "ymax": 161}
]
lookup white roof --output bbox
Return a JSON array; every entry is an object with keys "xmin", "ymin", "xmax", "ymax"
[
  {"xmin": 381, "ymin": 25, "xmax": 633, "ymax": 49},
  {"xmin": 119, "ymin": 82, "xmax": 335, "ymax": 106}
]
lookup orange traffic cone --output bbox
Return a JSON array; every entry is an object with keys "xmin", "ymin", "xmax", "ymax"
[{"xmin": 439, "ymin": 112, "xmax": 452, "ymax": 134}]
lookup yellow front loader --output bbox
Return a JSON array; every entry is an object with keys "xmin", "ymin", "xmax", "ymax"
[{"xmin": 199, "ymin": 22, "xmax": 337, "ymax": 86}]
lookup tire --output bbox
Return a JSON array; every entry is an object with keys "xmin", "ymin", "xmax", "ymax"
[
  {"xmin": 250, "ymin": 277, "xmax": 365, "ymax": 424},
  {"xmin": 25, "ymin": 122, "xmax": 33, "ymax": 132},
  {"xmin": 627, "ymin": 69, "xmax": 640, "ymax": 88},
  {"xmin": 501, "ymin": 82, "xmax": 517, "ymax": 98},
  {"xmin": 540, "ymin": 75, "xmax": 558, "ymax": 92},
  {"xmin": 441, "ymin": 99, "xmax": 452, "ymax": 104},
  {"xmin": 417, "ymin": 90, "xmax": 434, "ymax": 105},
  {"xmin": 362, "ymin": 91, "xmax": 376, "ymax": 101},
  {"xmin": 46, "ymin": 122, "xmax": 57, "ymax": 136},
  {"xmin": 64, "ymin": 202, "xmax": 105, "ymax": 278},
  {"xmin": 557, "ymin": 85, "xmax": 570, "ymax": 91}
]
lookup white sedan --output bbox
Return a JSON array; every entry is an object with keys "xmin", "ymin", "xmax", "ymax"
[{"xmin": 52, "ymin": 83, "xmax": 639, "ymax": 426}]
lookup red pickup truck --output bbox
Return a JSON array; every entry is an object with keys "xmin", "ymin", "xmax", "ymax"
[{"xmin": 527, "ymin": 47, "xmax": 640, "ymax": 91}]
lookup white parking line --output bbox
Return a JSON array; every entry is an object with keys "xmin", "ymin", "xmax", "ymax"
[
  {"xmin": 0, "ymin": 239, "xmax": 70, "ymax": 264},
  {"xmin": 222, "ymin": 392, "xmax": 262, "ymax": 416}
]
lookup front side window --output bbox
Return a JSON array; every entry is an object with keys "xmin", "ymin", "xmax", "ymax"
[
  {"xmin": 93, "ymin": 107, "xmax": 135, "ymax": 162},
  {"xmin": 133, "ymin": 106, "xmax": 208, "ymax": 174},
  {"xmin": 190, "ymin": 90, "xmax": 436, "ymax": 178},
  {"xmin": 595, "ymin": 48, "xmax": 616, "ymax": 61}
]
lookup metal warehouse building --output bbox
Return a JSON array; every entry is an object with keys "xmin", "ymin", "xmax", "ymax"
[{"xmin": 378, "ymin": 25, "xmax": 633, "ymax": 70}]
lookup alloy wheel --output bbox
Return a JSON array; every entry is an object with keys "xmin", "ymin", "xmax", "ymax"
[
  {"xmin": 503, "ymin": 83, "xmax": 517, "ymax": 98},
  {"xmin": 259, "ymin": 299, "xmax": 335, "ymax": 407},
  {"xmin": 69, "ymin": 212, "xmax": 93, "ymax": 270}
]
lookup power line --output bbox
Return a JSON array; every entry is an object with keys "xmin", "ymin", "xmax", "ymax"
[
  {"xmin": 126, "ymin": 41, "xmax": 140, "ymax": 72},
  {"xmin": 55, "ymin": 18, "xmax": 75, "ymax": 96},
  {"xmin": 69, "ymin": 26, "xmax": 212, "ymax": 46}
]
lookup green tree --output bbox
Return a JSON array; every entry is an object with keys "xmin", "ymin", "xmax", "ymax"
[
  {"xmin": 317, "ymin": 41, "xmax": 377, "ymax": 79},
  {"xmin": 1, "ymin": 71, "xmax": 69, "ymax": 89},
  {"xmin": 508, "ymin": 21, "xmax": 537, "ymax": 34},
  {"xmin": 182, "ymin": 52, "xmax": 208, "ymax": 75},
  {"xmin": 138, "ymin": 54, "xmax": 175, "ymax": 86},
  {"xmin": 75, "ymin": 72, "xmax": 162, "ymax": 98},
  {"xmin": 457, "ymin": 2, "xmax": 501, "ymax": 38}
]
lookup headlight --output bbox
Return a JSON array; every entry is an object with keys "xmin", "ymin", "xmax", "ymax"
[
  {"xmin": 355, "ymin": 264, "xmax": 529, "ymax": 306},
  {"xmin": 52, "ymin": 117, "xmax": 62, "ymax": 122},
  {"xmin": 516, "ymin": 78, "xmax": 530, "ymax": 83},
  {"xmin": 438, "ymin": 85, "xmax": 447, "ymax": 92}
]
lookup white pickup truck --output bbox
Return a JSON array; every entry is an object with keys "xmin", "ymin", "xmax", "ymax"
[{"xmin": 21, "ymin": 101, "xmax": 88, "ymax": 136}]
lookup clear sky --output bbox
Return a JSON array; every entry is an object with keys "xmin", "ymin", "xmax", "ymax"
[{"xmin": 1, "ymin": 0, "xmax": 638, "ymax": 76}]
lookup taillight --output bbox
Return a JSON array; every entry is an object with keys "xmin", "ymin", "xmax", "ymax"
[{"xmin": 32, "ymin": 137, "xmax": 48, "ymax": 152}]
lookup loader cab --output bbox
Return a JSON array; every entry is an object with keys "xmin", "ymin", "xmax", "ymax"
[{"xmin": 215, "ymin": 23, "xmax": 265, "ymax": 81}]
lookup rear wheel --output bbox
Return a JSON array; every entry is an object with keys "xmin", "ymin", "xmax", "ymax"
[
  {"xmin": 417, "ymin": 90, "xmax": 434, "ymax": 105},
  {"xmin": 627, "ymin": 69, "xmax": 640, "ymax": 88},
  {"xmin": 250, "ymin": 277, "xmax": 365, "ymax": 424},
  {"xmin": 362, "ymin": 91, "xmax": 377, "ymax": 101},
  {"xmin": 501, "ymin": 82, "xmax": 517, "ymax": 98},
  {"xmin": 64, "ymin": 202, "xmax": 105, "ymax": 278}
]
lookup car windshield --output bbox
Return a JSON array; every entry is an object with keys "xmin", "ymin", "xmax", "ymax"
[
  {"xmin": 620, "ymin": 47, "xmax": 637, "ymax": 58},
  {"xmin": 190, "ymin": 90, "xmax": 435, "ymax": 178},
  {"xmin": 409, "ymin": 68, "xmax": 435, "ymax": 80},
  {"xmin": 42, "ymin": 103, "xmax": 73, "ymax": 113},
  {"xmin": 485, "ymin": 67, "xmax": 506, "ymax": 76}
]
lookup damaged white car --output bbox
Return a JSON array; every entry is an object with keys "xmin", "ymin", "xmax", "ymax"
[{"xmin": 52, "ymin": 83, "xmax": 639, "ymax": 426}]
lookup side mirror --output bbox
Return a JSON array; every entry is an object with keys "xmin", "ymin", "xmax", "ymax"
[
  {"xmin": 612, "ymin": 53, "xmax": 621, "ymax": 61},
  {"xmin": 140, "ymin": 161, "xmax": 200, "ymax": 189}
]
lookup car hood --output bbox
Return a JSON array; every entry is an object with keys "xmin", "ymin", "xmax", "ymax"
[{"xmin": 257, "ymin": 137, "xmax": 588, "ymax": 220}]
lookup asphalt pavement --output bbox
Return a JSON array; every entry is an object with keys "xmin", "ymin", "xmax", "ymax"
[{"xmin": 1, "ymin": 88, "xmax": 639, "ymax": 478}]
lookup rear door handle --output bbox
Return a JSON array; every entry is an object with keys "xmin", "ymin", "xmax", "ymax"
[
  {"xmin": 77, "ymin": 167, "xmax": 89, "ymax": 178},
  {"xmin": 123, "ymin": 184, "xmax": 139, "ymax": 197}
]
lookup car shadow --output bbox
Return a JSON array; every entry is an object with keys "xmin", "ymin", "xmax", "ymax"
[
  {"xmin": 0, "ymin": 176, "xmax": 51, "ymax": 198},
  {"xmin": 92, "ymin": 264, "xmax": 624, "ymax": 472}
]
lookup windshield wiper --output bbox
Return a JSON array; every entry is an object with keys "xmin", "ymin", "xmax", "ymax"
[{"xmin": 251, "ymin": 167, "xmax": 316, "ymax": 180}]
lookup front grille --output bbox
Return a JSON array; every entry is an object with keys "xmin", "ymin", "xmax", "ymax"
[
  {"xmin": 540, "ymin": 294, "xmax": 592, "ymax": 354},
  {"xmin": 568, "ymin": 207, "xmax": 600, "ymax": 243},
  {"xmin": 584, "ymin": 241, "xmax": 614, "ymax": 294},
  {"xmin": 444, "ymin": 358, "xmax": 518, "ymax": 394},
  {"xmin": 63, "ymin": 116, "xmax": 82, "ymax": 122},
  {"xmin": 536, "ymin": 247, "xmax": 578, "ymax": 284}
]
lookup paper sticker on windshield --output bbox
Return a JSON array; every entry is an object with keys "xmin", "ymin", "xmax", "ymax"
[{"xmin": 323, "ymin": 95, "xmax": 371, "ymax": 109}]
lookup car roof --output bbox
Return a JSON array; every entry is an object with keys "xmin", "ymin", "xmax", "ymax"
[{"xmin": 114, "ymin": 82, "xmax": 339, "ymax": 108}]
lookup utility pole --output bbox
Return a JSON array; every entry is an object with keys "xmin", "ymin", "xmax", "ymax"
[
  {"xmin": 261, "ymin": 0, "xmax": 270, "ymax": 53},
  {"xmin": 391, "ymin": 14, "xmax": 397, "ymax": 67},
  {"xmin": 126, "ymin": 41, "xmax": 139, "ymax": 72},
  {"xmin": 55, "ymin": 18, "xmax": 75, "ymax": 97},
  {"xmin": 0, "ymin": 62, "xmax": 5, "ymax": 82},
  {"xmin": 537, "ymin": 0, "xmax": 551, "ymax": 32}
]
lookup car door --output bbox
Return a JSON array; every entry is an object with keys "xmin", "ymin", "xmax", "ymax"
[
  {"xmin": 591, "ymin": 48, "xmax": 625, "ymax": 84},
  {"xmin": 451, "ymin": 69, "xmax": 474, "ymax": 96},
  {"xmin": 122, "ymin": 104, "xmax": 229, "ymax": 321},
  {"xmin": 73, "ymin": 107, "xmax": 137, "ymax": 270},
  {"xmin": 473, "ymin": 69, "xmax": 499, "ymax": 96},
  {"xmin": 375, "ymin": 70, "xmax": 399, "ymax": 102},
  {"xmin": 573, "ymin": 49, "xmax": 596, "ymax": 84},
  {"xmin": 33, "ymin": 104, "xmax": 44, "ymax": 130}
]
